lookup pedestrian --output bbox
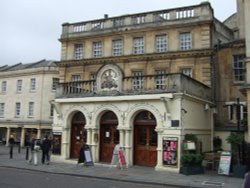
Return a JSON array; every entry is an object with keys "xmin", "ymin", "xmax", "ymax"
[
  {"xmin": 29, "ymin": 135, "xmax": 39, "ymax": 165},
  {"xmin": 41, "ymin": 135, "xmax": 51, "ymax": 165},
  {"xmin": 78, "ymin": 142, "xmax": 87, "ymax": 165},
  {"xmin": 8, "ymin": 135, "xmax": 15, "ymax": 159},
  {"xmin": 244, "ymin": 171, "xmax": 250, "ymax": 188}
]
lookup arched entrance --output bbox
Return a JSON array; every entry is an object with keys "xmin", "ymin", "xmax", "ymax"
[
  {"xmin": 99, "ymin": 111, "xmax": 119, "ymax": 163},
  {"xmin": 70, "ymin": 111, "xmax": 86, "ymax": 159},
  {"xmin": 134, "ymin": 110, "xmax": 157, "ymax": 167}
]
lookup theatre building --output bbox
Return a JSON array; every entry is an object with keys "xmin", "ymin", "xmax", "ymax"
[{"xmin": 53, "ymin": 2, "xmax": 233, "ymax": 171}]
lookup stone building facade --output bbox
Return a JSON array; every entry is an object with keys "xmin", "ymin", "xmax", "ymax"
[
  {"xmin": 53, "ymin": 2, "xmax": 235, "ymax": 171},
  {"xmin": 0, "ymin": 60, "xmax": 59, "ymax": 147}
]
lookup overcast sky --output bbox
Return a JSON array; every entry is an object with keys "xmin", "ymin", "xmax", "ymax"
[{"xmin": 0, "ymin": 0, "xmax": 236, "ymax": 67}]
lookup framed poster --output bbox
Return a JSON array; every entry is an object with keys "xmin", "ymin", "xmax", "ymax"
[{"xmin": 163, "ymin": 137, "xmax": 178, "ymax": 166}]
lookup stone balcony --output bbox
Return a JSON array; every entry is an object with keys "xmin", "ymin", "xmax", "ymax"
[
  {"xmin": 60, "ymin": 2, "xmax": 213, "ymax": 40},
  {"xmin": 56, "ymin": 73, "xmax": 212, "ymax": 101}
]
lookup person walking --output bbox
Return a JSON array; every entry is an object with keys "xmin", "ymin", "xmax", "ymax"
[
  {"xmin": 29, "ymin": 136, "xmax": 39, "ymax": 165},
  {"xmin": 41, "ymin": 135, "xmax": 51, "ymax": 165},
  {"xmin": 8, "ymin": 135, "xmax": 15, "ymax": 159}
]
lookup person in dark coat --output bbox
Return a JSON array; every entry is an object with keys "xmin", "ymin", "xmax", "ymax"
[
  {"xmin": 78, "ymin": 143, "xmax": 87, "ymax": 164},
  {"xmin": 41, "ymin": 135, "xmax": 51, "ymax": 165},
  {"xmin": 244, "ymin": 171, "xmax": 250, "ymax": 188},
  {"xmin": 8, "ymin": 135, "xmax": 15, "ymax": 159}
]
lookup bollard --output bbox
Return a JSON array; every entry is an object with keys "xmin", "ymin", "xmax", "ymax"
[
  {"xmin": 10, "ymin": 146, "xmax": 13, "ymax": 159},
  {"xmin": 26, "ymin": 147, "xmax": 29, "ymax": 160}
]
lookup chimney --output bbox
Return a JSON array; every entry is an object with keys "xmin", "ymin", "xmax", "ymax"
[{"xmin": 104, "ymin": 14, "xmax": 108, "ymax": 19}]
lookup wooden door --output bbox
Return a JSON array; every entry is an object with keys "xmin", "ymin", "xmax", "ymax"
[
  {"xmin": 99, "ymin": 111, "xmax": 119, "ymax": 163},
  {"xmin": 134, "ymin": 111, "xmax": 157, "ymax": 167},
  {"xmin": 70, "ymin": 112, "xmax": 86, "ymax": 159}
]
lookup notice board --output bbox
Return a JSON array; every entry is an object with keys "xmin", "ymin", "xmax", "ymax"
[
  {"xmin": 163, "ymin": 137, "xmax": 178, "ymax": 166},
  {"xmin": 218, "ymin": 151, "xmax": 231, "ymax": 175}
]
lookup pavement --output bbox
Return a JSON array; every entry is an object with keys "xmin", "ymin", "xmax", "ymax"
[{"xmin": 0, "ymin": 145, "xmax": 245, "ymax": 188}]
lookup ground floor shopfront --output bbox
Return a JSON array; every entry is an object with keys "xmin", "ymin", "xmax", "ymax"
[
  {"xmin": 52, "ymin": 93, "xmax": 213, "ymax": 171},
  {"xmin": 0, "ymin": 125, "xmax": 52, "ymax": 147}
]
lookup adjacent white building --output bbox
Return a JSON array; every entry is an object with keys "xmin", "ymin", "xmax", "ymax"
[{"xmin": 0, "ymin": 60, "xmax": 59, "ymax": 147}]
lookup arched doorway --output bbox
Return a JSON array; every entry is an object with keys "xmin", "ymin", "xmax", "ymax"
[
  {"xmin": 70, "ymin": 111, "xmax": 86, "ymax": 159},
  {"xmin": 99, "ymin": 111, "xmax": 119, "ymax": 163},
  {"xmin": 134, "ymin": 110, "xmax": 157, "ymax": 167}
]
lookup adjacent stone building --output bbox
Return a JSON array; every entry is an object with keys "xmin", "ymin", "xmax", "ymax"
[
  {"xmin": 0, "ymin": 60, "xmax": 59, "ymax": 147},
  {"xmin": 53, "ymin": 2, "xmax": 233, "ymax": 171}
]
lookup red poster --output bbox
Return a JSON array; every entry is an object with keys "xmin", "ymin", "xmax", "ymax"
[{"xmin": 118, "ymin": 149, "xmax": 126, "ymax": 167}]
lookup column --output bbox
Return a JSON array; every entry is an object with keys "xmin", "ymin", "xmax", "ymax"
[
  {"xmin": 6, "ymin": 127, "xmax": 11, "ymax": 146},
  {"xmin": 62, "ymin": 127, "xmax": 70, "ymax": 159},
  {"xmin": 124, "ymin": 129, "xmax": 131, "ymax": 166},
  {"xmin": 20, "ymin": 127, "xmax": 25, "ymax": 147},
  {"xmin": 87, "ymin": 128, "xmax": 92, "ymax": 145},
  {"xmin": 91, "ymin": 128, "xmax": 98, "ymax": 162},
  {"xmin": 119, "ymin": 129, "xmax": 124, "ymax": 147},
  {"xmin": 37, "ymin": 129, "xmax": 41, "ymax": 139}
]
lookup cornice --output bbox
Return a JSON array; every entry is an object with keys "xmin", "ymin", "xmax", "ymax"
[{"xmin": 59, "ymin": 49, "xmax": 214, "ymax": 67}]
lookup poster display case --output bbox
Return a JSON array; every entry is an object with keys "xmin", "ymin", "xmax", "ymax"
[{"xmin": 163, "ymin": 137, "xmax": 178, "ymax": 166}]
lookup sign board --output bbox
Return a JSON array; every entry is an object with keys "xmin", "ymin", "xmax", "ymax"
[
  {"xmin": 183, "ymin": 141, "xmax": 196, "ymax": 150},
  {"xmin": 163, "ymin": 137, "xmax": 178, "ymax": 166},
  {"xmin": 110, "ymin": 144, "xmax": 127, "ymax": 169},
  {"xmin": 218, "ymin": 151, "xmax": 231, "ymax": 175},
  {"xmin": 78, "ymin": 144, "xmax": 94, "ymax": 166}
]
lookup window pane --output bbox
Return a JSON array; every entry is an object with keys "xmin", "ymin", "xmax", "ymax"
[
  {"xmin": 93, "ymin": 41, "xmax": 102, "ymax": 57},
  {"xmin": 156, "ymin": 35, "xmax": 167, "ymax": 52},
  {"xmin": 112, "ymin": 39, "xmax": 123, "ymax": 56},
  {"xmin": 0, "ymin": 103, "xmax": 4, "ymax": 117},
  {"xmin": 133, "ymin": 37, "xmax": 144, "ymax": 54},
  {"xmin": 74, "ymin": 44, "xmax": 83, "ymax": 59},
  {"xmin": 155, "ymin": 70, "xmax": 165, "ymax": 89},
  {"xmin": 28, "ymin": 102, "xmax": 34, "ymax": 116},
  {"xmin": 132, "ymin": 71, "xmax": 143, "ymax": 89},
  {"xmin": 1, "ymin": 81, "xmax": 7, "ymax": 93},
  {"xmin": 233, "ymin": 55, "xmax": 245, "ymax": 82},
  {"xmin": 52, "ymin": 78, "xmax": 59, "ymax": 90},
  {"xmin": 180, "ymin": 32, "xmax": 192, "ymax": 50},
  {"xmin": 15, "ymin": 103, "xmax": 21, "ymax": 116},
  {"xmin": 17, "ymin": 80, "xmax": 22, "ymax": 92},
  {"xmin": 30, "ymin": 78, "xmax": 36, "ymax": 91}
]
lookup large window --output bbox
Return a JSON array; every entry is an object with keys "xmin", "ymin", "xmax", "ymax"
[
  {"xmin": 180, "ymin": 32, "xmax": 192, "ymax": 50},
  {"xmin": 15, "ymin": 102, "xmax": 21, "ymax": 117},
  {"xmin": 28, "ymin": 102, "xmax": 34, "ymax": 117},
  {"xmin": 181, "ymin": 68, "xmax": 192, "ymax": 77},
  {"xmin": 156, "ymin": 35, "xmax": 167, "ymax": 52},
  {"xmin": 71, "ymin": 75, "xmax": 81, "ymax": 82},
  {"xmin": 30, "ymin": 78, "xmax": 36, "ymax": 91},
  {"xmin": 52, "ymin": 78, "xmax": 59, "ymax": 91},
  {"xmin": 1, "ymin": 81, "xmax": 7, "ymax": 94},
  {"xmin": 155, "ymin": 70, "xmax": 165, "ymax": 89},
  {"xmin": 93, "ymin": 41, "xmax": 102, "ymax": 57},
  {"xmin": 74, "ymin": 44, "xmax": 83, "ymax": 60},
  {"xmin": 90, "ymin": 73, "xmax": 97, "ymax": 92},
  {"xmin": 50, "ymin": 104, "xmax": 54, "ymax": 117},
  {"xmin": 16, "ymin": 80, "xmax": 22, "ymax": 93},
  {"xmin": 132, "ymin": 71, "xmax": 143, "ymax": 89},
  {"xmin": 233, "ymin": 55, "xmax": 245, "ymax": 82},
  {"xmin": 112, "ymin": 39, "xmax": 123, "ymax": 56},
  {"xmin": 0, "ymin": 103, "xmax": 4, "ymax": 117},
  {"xmin": 133, "ymin": 37, "xmax": 144, "ymax": 54},
  {"xmin": 227, "ymin": 101, "xmax": 247, "ymax": 122}
]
